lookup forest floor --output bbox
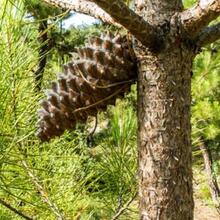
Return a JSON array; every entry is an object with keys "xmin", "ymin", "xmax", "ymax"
[
  {"xmin": 193, "ymin": 165, "xmax": 220, "ymax": 220},
  {"xmin": 194, "ymin": 199, "xmax": 220, "ymax": 220}
]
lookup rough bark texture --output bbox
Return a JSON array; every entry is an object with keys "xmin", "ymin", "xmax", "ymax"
[
  {"xmin": 136, "ymin": 44, "xmax": 194, "ymax": 220},
  {"xmin": 89, "ymin": 0, "xmax": 158, "ymax": 47},
  {"xmin": 134, "ymin": 0, "xmax": 194, "ymax": 219},
  {"xmin": 181, "ymin": 0, "xmax": 220, "ymax": 36},
  {"xmin": 200, "ymin": 142, "xmax": 220, "ymax": 214},
  {"xmin": 196, "ymin": 23, "xmax": 220, "ymax": 47}
]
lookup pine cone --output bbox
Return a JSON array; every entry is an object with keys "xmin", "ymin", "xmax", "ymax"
[{"xmin": 37, "ymin": 32, "xmax": 137, "ymax": 142}]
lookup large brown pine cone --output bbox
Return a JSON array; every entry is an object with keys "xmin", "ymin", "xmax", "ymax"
[{"xmin": 37, "ymin": 32, "xmax": 137, "ymax": 142}]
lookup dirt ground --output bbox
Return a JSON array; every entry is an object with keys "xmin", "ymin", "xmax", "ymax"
[{"xmin": 194, "ymin": 199, "xmax": 220, "ymax": 220}]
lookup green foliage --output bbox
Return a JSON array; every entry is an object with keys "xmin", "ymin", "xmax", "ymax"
[
  {"xmin": 192, "ymin": 45, "xmax": 220, "ymax": 146},
  {"xmin": 94, "ymin": 102, "xmax": 138, "ymax": 218},
  {"xmin": 0, "ymin": 0, "xmax": 220, "ymax": 219},
  {"xmin": 197, "ymin": 181, "xmax": 212, "ymax": 200},
  {"xmin": 183, "ymin": 0, "xmax": 197, "ymax": 8},
  {"xmin": 24, "ymin": 0, "xmax": 66, "ymax": 19},
  {"xmin": 0, "ymin": 2, "xmax": 138, "ymax": 219},
  {"xmin": 192, "ymin": 43, "xmax": 220, "ymax": 195}
]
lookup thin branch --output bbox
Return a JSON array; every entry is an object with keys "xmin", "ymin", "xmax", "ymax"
[
  {"xmin": 111, "ymin": 192, "xmax": 138, "ymax": 220},
  {"xmin": 0, "ymin": 198, "xmax": 33, "ymax": 220},
  {"xmin": 88, "ymin": 115, "xmax": 98, "ymax": 137},
  {"xmin": 73, "ymin": 85, "xmax": 128, "ymax": 114},
  {"xmin": 21, "ymin": 159, "xmax": 66, "ymax": 220},
  {"xmin": 88, "ymin": 0, "xmax": 158, "ymax": 47},
  {"xmin": 43, "ymin": 0, "xmax": 120, "ymax": 26},
  {"xmin": 181, "ymin": 0, "xmax": 220, "ymax": 36},
  {"xmin": 76, "ymin": 63, "xmax": 137, "ymax": 88},
  {"xmin": 43, "ymin": 0, "xmax": 158, "ymax": 48},
  {"xmin": 199, "ymin": 140, "xmax": 220, "ymax": 214},
  {"xmin": 196, "ymin": 23, "xmax": 220, "ymax": 47}
]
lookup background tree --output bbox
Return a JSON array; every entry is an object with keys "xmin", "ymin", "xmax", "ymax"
[
  {"xmin": 24, "ymin": 0, "xmax": 72, "ymax": 90},
  {"xmin": 192, "ymin": 42, "xmax": 220, "ymax": 213},
  {"xmin": 40, "ymin": 0, "xmax": 220, "ymax": 219}
]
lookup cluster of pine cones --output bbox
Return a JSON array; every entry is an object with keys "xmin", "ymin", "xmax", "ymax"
[{"xmin": 37, "ymin": 32, "xmax": 137, "ymax": 142}]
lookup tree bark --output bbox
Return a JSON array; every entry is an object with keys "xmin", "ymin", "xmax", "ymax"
[
  {"xmin": 180, "ymin": 0, "xmax": 220, "ymax": 36},
  {"xmin": 43, "ymin": 0, "xmax": 121, "ymax": 27},
  {"xmin": 196, "ymin": 23, "xmax": 220, "ymax": 47},
  {"xmin": 136, "ymin": 42, "xmax": 194, "ymax": 220},
  {"xmin": 35, "ymin": 19, "xmax": 48, "ymax": 91},
  {"xmin": 89, "ymin": 0, "xmax": 158, "ymax": 47},
  {"xmin": 134, "ymin": 1, "xmax": 194, "ymax": 219},
  {"xmin": 200, "ymin": 141, "xmax": 220, "ymax": 214}
]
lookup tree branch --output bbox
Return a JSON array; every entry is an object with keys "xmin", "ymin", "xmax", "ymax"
[
  {"xmin": 196, "ymin": 23, "xmax": 220, "ymax": 47},
  {"xmin": 181, "ymin": 0, "xmax": 220, "ymax": 36},
  {"xmin": 199, "ymin": 140, "xmax": 220, "ymax": 214},
  {"xmin": 88, "ymin": 0, "xmax": 158, "ymax": 47},
  {"xmin": 0, "ymin": 198, "xmax": 33, "ymax": 220},
  {"xmin": 43, "ymin": 0, "xmax": 158, "ymax": 48},
  {"xmin": 21, "ymin": 160, "xmax": 66, "ymax": 220},
  {"xmin": 111, "ymin": 192, "xmax": 138, "ymax": 220},
  {"xmin": 43, "ymin": 0, "xmax": 120, "ymax": 26}
]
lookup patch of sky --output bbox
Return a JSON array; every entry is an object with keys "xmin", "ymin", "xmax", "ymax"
[{"xmin": 63, "ymin": 13, "xmax": 99, "ymax": 28}]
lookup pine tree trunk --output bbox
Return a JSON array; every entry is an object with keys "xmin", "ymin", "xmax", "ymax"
[
  {"xmin": 134, "ymin": 1, "xmax": 194, "ymax": 219},
  {"xmin": 136, "ymin": 40, "xmax": 194, "ymax": 220}
]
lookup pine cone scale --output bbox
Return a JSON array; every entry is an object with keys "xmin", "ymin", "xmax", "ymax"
[{"xmin": 37, "ymin": 32, "xmax": 137, "ymax": 141}]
